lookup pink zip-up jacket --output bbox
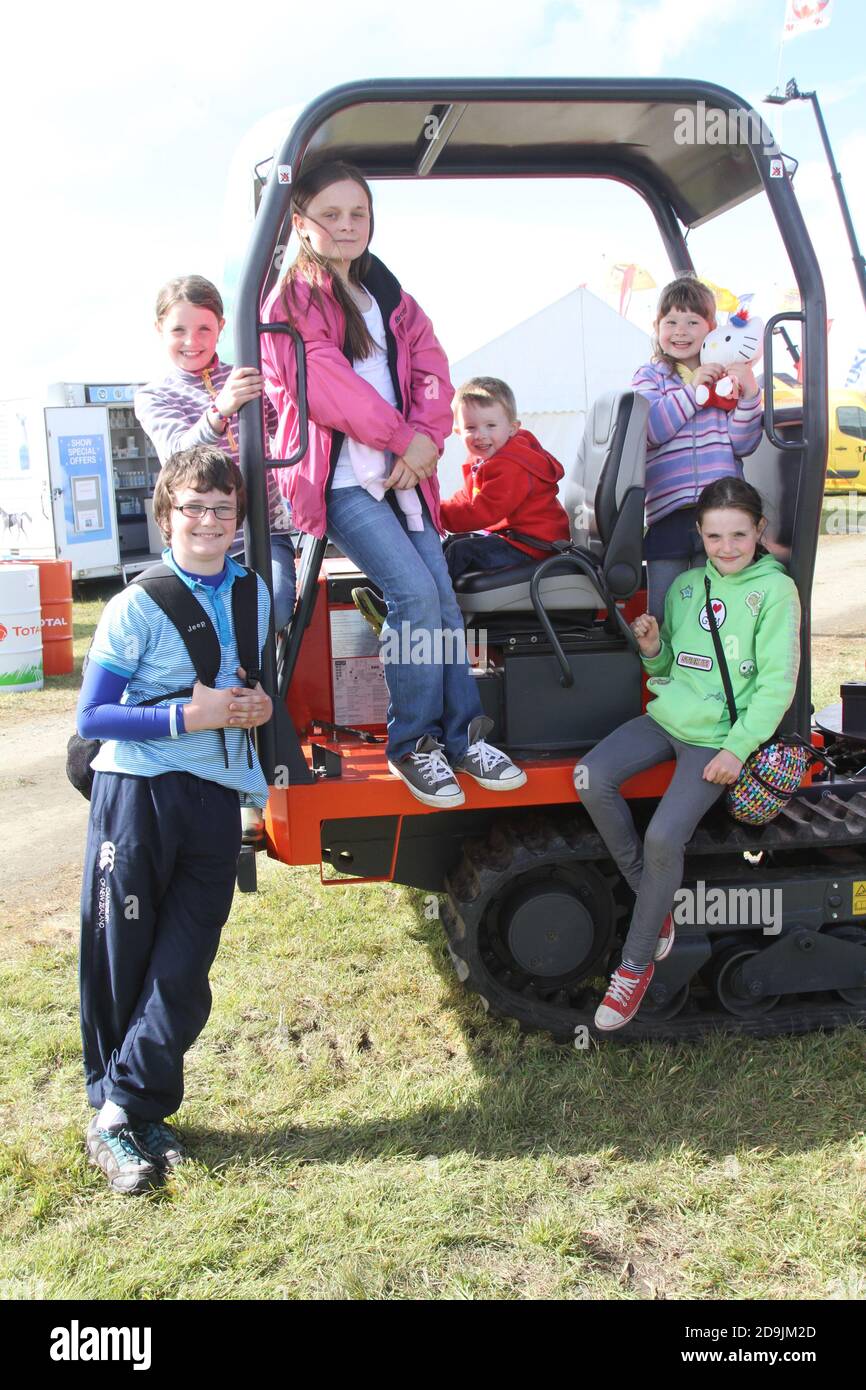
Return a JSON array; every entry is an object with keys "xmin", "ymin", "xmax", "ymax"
[{"xmin": 261, "ymin": 255, "xmax": 454, "ymax": 539}]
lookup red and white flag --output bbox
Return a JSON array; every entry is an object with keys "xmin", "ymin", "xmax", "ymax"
[{"xmin": 782, "ymin": 0, "xmax": 834, "ymax": 42}]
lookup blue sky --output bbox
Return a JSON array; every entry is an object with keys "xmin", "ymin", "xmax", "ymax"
[{"xmin": 4, "ymin": 0, "xmax": 864, "ymax": 395}]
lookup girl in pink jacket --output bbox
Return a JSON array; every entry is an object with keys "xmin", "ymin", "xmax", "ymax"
[{"xmin": 261, "ymin": 162, "xmax": 525, "ymax": 808}]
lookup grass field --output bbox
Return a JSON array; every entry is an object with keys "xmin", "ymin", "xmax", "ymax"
[
  {"xmin": 2, "ymin": 861, "xmax": 866, "ymax": 1301},
  {"xmin": 1, "ymin": 560, "xmax": 865, "ymax": 1300}
]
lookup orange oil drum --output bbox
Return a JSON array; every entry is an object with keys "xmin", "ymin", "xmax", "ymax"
[{"xmin": 0, "ymin": 559, "xmax": 73, "ymax": 675}]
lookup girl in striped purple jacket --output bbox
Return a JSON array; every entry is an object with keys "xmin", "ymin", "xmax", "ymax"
[
  {"xmin": 135, "ymin": 276, "xmax": 297, "ymax": 631},
  {"xmin": 632, "ymin": 276, "xmax": 763, "ymax": 621}
]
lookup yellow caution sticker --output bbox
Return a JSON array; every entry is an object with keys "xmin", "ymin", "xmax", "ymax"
[{"xmin": 853, "ymin": 881, "xmax": 866, "ymax": 916}]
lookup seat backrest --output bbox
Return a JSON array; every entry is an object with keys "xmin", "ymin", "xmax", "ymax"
[
  {"xmin": 563, "ymin": 391, "xmax": 648, "ymax": 549},
  {"xmin": 562, "ymin": 390, "xmax": 649, "ymax": 598}
]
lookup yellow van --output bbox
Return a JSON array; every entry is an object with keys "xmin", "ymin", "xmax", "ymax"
[
  {"xmin": 771, "ymin": 380, "xmax": 866, "ymax": 492},
  {"xmin": 825, "ymin": 389, "xmax": 866, "ymax": 492}
]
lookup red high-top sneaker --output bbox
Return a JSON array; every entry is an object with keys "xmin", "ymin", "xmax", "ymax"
[
  {"xmin": 654, "ymin": 914, "xmax": 675, "ymax": 961},
  {"xmin": 595, "ymin": 962, "xmax": 655, "ymax": 1032}
]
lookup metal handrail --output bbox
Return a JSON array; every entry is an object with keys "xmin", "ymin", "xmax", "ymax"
[
  {"xmin": 764, "ymin": 312, "xmax": 806, "ymax": 452},
  {"xmin": 257, "ymin": 320, "xmax": 309, "ymax": 468},
  {"xmin": 528, "ymin": 549, "xmax": 640, "ymax": 686}
]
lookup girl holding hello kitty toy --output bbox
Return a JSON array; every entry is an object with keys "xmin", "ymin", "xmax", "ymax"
[{"xmin": 632, "ymin": 275, "xmax": 764, "ymax": 621}]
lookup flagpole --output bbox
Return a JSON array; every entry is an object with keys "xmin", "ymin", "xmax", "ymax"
[{"xmin": 805, "ymin": 90, "xmax": 866, "ymax": 312}]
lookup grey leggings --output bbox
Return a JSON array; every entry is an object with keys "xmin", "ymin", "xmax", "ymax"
[{"xmin": 576, "ymin": 715, "xmax": 725, "ymax": 971}]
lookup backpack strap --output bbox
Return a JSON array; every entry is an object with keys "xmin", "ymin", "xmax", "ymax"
[
  {"xmin": 230, "ymin": 567, "xmax": 262, "ymax": 687},
  {"xmin": 229, "ymin": 566, "xmax": 263, "ymax": 770},
  {"xmin": 131, "ymin": 564, "xmax": 222, "ymax": 687},
  {"xmin": 132, "ymin": 563, "xmax": 256, "ymax": 769}
]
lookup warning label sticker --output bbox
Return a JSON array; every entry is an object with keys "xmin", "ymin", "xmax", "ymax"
[
  {"xmin": 853, "ymin": 880, "xmax": 866, "ymax": 916},
  {"xmin": 330, "ymin": 609, "xmax": 380, "ymax": 659},
  {"xmin": 332, "ymin": 657, "xmax": 388, "ymax": 726}
]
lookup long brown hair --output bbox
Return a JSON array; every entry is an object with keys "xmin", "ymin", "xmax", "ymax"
[
  {"xmin": 696, "ymin": 476, "xmax": 764, "ymax": 528},
  {"xmin": 281, "ymin": 161, "xmax": 376, "ymax": 360},
  {"xmin": 652, "ymin": 275, "xmax": 717, "ymax": 371},
  {"xmin": 155, "ymin": 275, "xmax": 224, "ymax": 325}
]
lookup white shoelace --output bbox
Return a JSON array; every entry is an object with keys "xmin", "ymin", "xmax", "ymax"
[
  {"xmin": 411, "ymin": 748, "xmax": 455, "ymax": 786},
  {"xmin": 606, "ymin": 969, "xmax": 640, "ymax": 1006},
  {"xmin": 466, "ymin": 739, "xmax": 508, "ymax": 774}
]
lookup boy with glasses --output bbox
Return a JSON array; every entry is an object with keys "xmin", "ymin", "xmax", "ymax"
[{"xmin": 75, "ymin": 446, "xmax": 272, "ymax": 1193}]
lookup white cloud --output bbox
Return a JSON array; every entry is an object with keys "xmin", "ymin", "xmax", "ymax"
[{"xmin": 524, "ymin": 0, "xmax": 750, "ymax": 77}]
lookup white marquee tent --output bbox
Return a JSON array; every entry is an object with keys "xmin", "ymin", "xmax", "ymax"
[{"xmin": 439, "ymin": 287, "xmax": 651, "ymax": 501}]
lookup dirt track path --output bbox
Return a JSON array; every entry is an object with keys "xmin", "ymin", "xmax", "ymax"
[
  {"xmin": 0, "ymin": 711, "xmax": 88, "ymax": 947},
  {"xmin": 0, "ymin": 535, "xmax": 864, "ymax": 953},
  {"xmin": 810, "ymin": 534, "xmax": 866, "ymax": 637}
]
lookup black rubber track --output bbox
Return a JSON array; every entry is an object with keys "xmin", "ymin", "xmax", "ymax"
[{"xmin": 442, "ymin": 811, "xmax": 866, "ymax": 1042}]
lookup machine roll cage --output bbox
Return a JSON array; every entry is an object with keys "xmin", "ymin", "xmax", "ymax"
[{"xmin": 233, "ymin": 77, "xmax": 828, "ymax": 785}]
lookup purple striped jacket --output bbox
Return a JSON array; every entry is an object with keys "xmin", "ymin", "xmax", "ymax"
[
  {"xmin": 632, "ymin": 362, "xmax": 763, "ymax": 526},
  {"xmin": 135, "ymin": 357, "xmax": 288, "ymax": 534}
]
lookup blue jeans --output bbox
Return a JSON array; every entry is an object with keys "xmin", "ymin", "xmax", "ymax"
[
  {"xmin": 326, "ymin": 487, "xmax": 482, "ymax": 761},
  {"xmin": 270, "ymin": 532, "xmax": 297, "ymax": 631},
  {"xmin": 229, "ymin": 532, "xmax": 296, "ymax": 631},
  {"xmin": 444, "ymin": 532, "xmax": 524, "ymax": 580},
  {"xmin": 645, "ymin": 509, "xmax": 705, "ymax": 623}
]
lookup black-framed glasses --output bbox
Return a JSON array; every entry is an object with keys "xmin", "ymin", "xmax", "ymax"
[{"xmin": 173, "ymin": 503, "xmax": 238, "ymax": 520}]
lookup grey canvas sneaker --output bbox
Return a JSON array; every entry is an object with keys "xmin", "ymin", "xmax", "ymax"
[
  {"xmin": 388, "ymin": 735, "xmax": 466, "ymax": 808},
  {"xmin": 132, "ymin": 1120, "xmax": 188, "ymax": 1170},
  {"xmin": 453, "ymin": 717, "xmax": 527, "ymax": 791},
  {"xmin": 86, "ymin": 1116, "xmax": 161, "ymax": 1195}
]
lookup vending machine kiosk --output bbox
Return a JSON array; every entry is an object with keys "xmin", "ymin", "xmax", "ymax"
[{"xmin": 0, "ymin": 383, "xmax": 162, "ymax": 581}]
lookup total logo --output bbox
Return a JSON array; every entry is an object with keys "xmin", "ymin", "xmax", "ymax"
[
  {"xmin": 0, "ymin": 624, "xmax": 6, "ymax": 642},
  {"xmin": 699, "ymin": 598, "xmax": 727, "ymax": 631},
  {"xmin": 0, "ymin": 623, "xmax": 41, "ymax": 640}
]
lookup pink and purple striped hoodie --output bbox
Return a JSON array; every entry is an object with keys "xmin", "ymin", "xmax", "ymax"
[
  {"xmin": 632, "ymin": 361, "xmax": 763, "ymax": 526},
  {"xmin": 134, "ymin": 357, "xmax": 288, "ymax": 534}
]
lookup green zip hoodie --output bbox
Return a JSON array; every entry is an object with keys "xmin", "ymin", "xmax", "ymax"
[{"xmin": 642, "ymin": 553, "xmax": 801, "ymax": 763}]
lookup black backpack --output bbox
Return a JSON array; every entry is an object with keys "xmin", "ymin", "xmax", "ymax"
[{"xmin": 66, "ymin": 563, "xmax": 261, "ymax": 800}]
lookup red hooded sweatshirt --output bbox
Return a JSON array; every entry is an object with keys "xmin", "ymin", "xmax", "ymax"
[{"xmin": 440, "ymin": 429, "xmax": 571, "ymax": 559}]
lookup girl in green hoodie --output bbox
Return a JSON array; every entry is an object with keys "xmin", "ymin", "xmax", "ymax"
[{"xmin": 575, "ymin": 477, "xmax": 801, "ymax": 1032}]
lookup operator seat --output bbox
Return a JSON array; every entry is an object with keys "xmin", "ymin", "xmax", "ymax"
[{"xmin": 452, "ymin": 389, "xmax": 649, "ymax": 620}]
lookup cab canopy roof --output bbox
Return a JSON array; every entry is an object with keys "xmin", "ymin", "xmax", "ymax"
[{"xmin": 287, "ymin": 78, "xmax": 769, "ymax": 229}]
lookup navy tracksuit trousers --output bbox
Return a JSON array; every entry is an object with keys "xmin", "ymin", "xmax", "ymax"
[{"xmin": 80, "ymin": 771, "xmax": 241, "ymax": 1121}]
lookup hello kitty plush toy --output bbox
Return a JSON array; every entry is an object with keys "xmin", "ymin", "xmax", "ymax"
[{"xmin": 695, "ymin": 308, "xmax": 764, "ymax": 411}]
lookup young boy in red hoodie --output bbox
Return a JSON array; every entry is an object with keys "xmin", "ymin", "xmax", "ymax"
[{"xmin": 440, "ymin": 377, "xmax": 571, "ymax": 579}]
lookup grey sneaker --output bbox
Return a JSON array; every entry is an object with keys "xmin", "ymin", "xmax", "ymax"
[
  {"xmin": 388, "ymin": 735, "xmax": 465, "ymax": 808},
  {"xmin": 86, "ymin": 1116, "xmax": 161, "ymax": 1195},
  {"xmin": 453, "ymin": 717, "xmax": 527, "ymax": 791},
  {"xmin": 132, "ymin": 1120, "xmax": 188, "ymax": 1170}
]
